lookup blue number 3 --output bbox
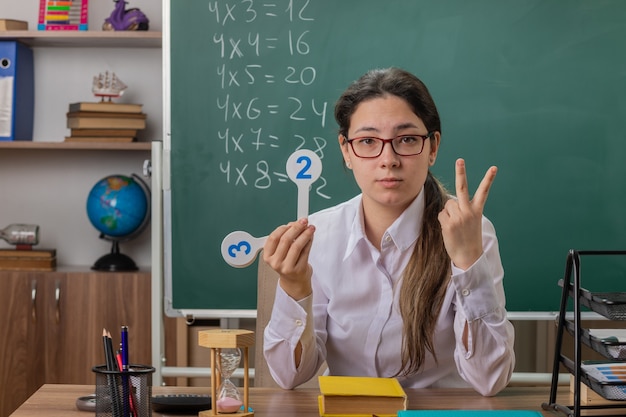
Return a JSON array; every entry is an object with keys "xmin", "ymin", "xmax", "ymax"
[{"xmin": 228, "ymin": 240, "xmax": 252, "ymax": 258}]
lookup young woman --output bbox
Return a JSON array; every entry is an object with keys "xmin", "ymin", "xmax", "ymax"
[{"xmin": 262, "ymin": 67, "xmax": 515, "ymax": 396}]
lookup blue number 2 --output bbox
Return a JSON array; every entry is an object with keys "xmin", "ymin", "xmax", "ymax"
[
  {"xmin": 228, "ymin": 240, "xmax": 252, "ymax": 258},
  {"xmin": 296, "ymin": 156, "xmax": 312, "ymax": 179}
]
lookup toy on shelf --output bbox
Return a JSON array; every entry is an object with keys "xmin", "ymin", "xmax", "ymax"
[
  {"xmin": 92, "ymin": 71, "xmax": 127, "ymax": 101},
  {"xmin": 103, "ymin": 0, "xmax": 149, "ymax": 31},
  {"xmin": 38, "ymin": 0, "xmax": 88, "ymax": 31},
  {"xmin": 0, "ymin": 223, "xmax": 39, "ymax": 249}
]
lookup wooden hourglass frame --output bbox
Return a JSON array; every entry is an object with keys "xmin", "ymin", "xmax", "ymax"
[{"xmin": 198, "ymin": 329, "xmax": 255, "ymax": 417}]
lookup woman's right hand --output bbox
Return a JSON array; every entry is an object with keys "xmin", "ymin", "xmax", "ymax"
[{"xmin": 262, "ymin": 218, "xmax": 316, "ymax": 300}]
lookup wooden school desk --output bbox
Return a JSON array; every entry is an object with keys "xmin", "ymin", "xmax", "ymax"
[{"xmin": 11, "ymin": 384, "xmax": 565, "ymax": 417}]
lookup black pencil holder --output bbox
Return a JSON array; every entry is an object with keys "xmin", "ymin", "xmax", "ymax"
[{"xmin": 93, "ymin": 364, "xmax": 155, "ymax": 417}]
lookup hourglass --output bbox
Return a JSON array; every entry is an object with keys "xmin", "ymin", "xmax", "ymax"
[
  {"xmin": 217, "ymin": 347, "xmax": 242, "ymax": 412},
  {"xmin": 198, "ymin": 329, "xmax": 255, "ymax": 417}
]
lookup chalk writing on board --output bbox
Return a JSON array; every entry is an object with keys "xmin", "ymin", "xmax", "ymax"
[{"xmin": 209, "ymin": 0, "xmax": 332, "ymax": 199}]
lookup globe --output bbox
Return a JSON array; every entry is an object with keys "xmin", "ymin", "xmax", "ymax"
[{"xmin": 86, "ymin": 174, "xmax": 150, "ymax": 271}]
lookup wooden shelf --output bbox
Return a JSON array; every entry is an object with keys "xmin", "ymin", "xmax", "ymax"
[
  {"xmin": 0, "ymin": 265, "xmax": 151, "ymax": 273},
  {"xmin": 50, "ymin": 265, "xmax": 152, "ymax": 273},
  {"xmin": 0, "ymin": 141, "xmax": 153, "ymax": 150},
  {"xmin": 0, "ymin": 30, "xmax": 162, "ymax": 48}
]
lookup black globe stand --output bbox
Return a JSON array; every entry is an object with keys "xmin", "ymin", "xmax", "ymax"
[{"xmin": 92, "ymin": 240, "xmax": 138, "ymax": 272}]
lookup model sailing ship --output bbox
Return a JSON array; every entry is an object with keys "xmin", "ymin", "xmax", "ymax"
[{"xmin": 92, "ymin": 71, "xmax": 128, "ymax": 101}]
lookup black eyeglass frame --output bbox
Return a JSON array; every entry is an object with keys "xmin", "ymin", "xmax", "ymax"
[{"xmin": 343, "ymin": 132, "xmax": 434, "ymax": 158}]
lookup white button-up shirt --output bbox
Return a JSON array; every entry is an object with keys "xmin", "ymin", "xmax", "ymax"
[{"xmin": 264, "ymin": 192, "xmax": 515, "ymax": 395}]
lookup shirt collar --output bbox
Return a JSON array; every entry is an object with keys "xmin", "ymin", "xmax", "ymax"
[{"xmin": 343, "ymin": 190, "xmax": 425, "ymax": 260}]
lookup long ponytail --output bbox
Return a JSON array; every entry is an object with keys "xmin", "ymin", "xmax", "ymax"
[{"xmin": 396, "ymin": 171, "xmax": 450, "ymax": 376}]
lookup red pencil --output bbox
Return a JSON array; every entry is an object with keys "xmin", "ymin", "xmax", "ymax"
[{"xmin": 117, "ymin": 349, "xmax": 138, "ymax": 417}]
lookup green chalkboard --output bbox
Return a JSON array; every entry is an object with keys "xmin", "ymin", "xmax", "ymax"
[{"xmin": 166, "ymin": 0, "xmax": 626, "ymax": 314}]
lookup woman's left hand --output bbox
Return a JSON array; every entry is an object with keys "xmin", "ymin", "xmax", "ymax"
[{"xmin": 438, "ymin": 158, "xmax": 497, "ymax": 270}]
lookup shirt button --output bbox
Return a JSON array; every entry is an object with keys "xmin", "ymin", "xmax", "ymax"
[
  {"xmin": 295, "ymin": 319, "xmax": 303, "ymax": 326},
  {"xmin": 461, "ymin": 289, "xmax": 470, "ymax": 297},
  {"xmin": 384, "ymin": 235, "xmax": 391, "ymax": 243}
]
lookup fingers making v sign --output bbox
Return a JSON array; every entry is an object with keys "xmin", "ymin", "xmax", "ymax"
[{"xmin": 438, "ymin": 158, "xmax": 497, "ymax": 270}]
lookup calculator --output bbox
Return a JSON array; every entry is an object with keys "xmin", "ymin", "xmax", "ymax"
[{"xmin": 151, "ymin": 394, "xmax": 212, "ymax": 413}]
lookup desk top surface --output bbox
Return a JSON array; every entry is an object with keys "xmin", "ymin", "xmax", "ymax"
[{"xmin": 12, "ymin": 384, "xmax": 564, "ymax": 417}]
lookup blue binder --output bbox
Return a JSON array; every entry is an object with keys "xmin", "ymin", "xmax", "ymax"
[{"xmin": 0, "ymin": 41, "xmax": 34, "ymax": 141}]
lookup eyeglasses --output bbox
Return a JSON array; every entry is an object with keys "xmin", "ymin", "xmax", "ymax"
[{"xmin": 345, "ymin": 132, "xmax": 433, "ymax": 158}]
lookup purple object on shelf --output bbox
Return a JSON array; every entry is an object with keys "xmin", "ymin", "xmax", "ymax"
[{"xmin": 103, "ymin": 0, "xmax": 149, "ymax": 31}]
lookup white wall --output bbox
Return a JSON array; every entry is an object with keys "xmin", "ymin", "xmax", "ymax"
[{"xmin": 1, "ymin": 0, "xmax": 163, "ymax": 268}]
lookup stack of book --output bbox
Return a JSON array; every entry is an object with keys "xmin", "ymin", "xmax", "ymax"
[
  {"xmin": 65, "ymin": 102, "xmax": 146, "ymax": 143},
  {"xmin": 0, "ymin": 249, "xmax": 56, "ymax": 271}
]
